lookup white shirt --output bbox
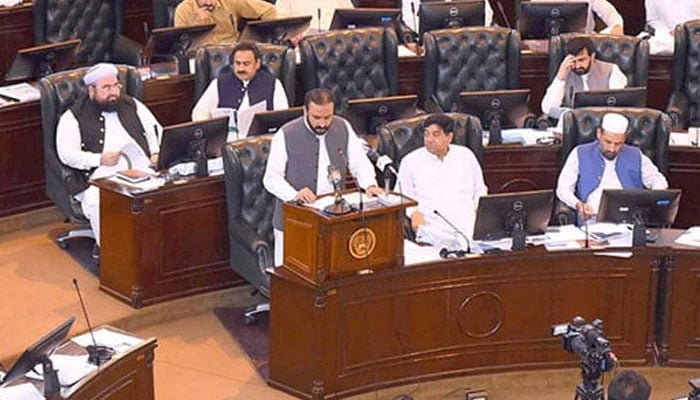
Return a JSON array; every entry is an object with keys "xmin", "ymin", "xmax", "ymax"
[
  {"xmin": 191, "ymin": 76, "xmax": 289, "ymax": 122},
  {"xmin": 397, "ymin": 144, "xmax": 487, "ymax": 242},
  {"xmin": 275, "ymin": 0, "xmax": 355, "ymax": 32},
  {"xmin": 540, "ymin": 63, "xmax": 628, "ymax": 116},
  {"xmin": 401, "ymin": 0, "xmax": 494, "ymax": 33},
  {"xmin": 533, "ymin": 0, "xmax": 624, "ymax": 33},
  {"xmin": 556, "ymin": 145, "xmax": 669, "ymax": 215},
  {"xmin": 263, "ymin": 117, "xmax": 378, "ymax": 202},
  {"xmin": 56, "ymin": 98, "xmax": 161, "ymax": 177},
  {"xmin": 645, "ymin": 0, "xmax": 700, "ymax": 36}
]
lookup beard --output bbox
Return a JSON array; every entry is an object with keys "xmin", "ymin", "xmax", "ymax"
[
  {"xmin": 601, "ymin": 150, "xmax": 617, "ymax": 160},
  {"xmin": 573, "ymin": 64, "xmax": 591, "ymax": 75},
  {"xmin": 92, "ymin": 96, "xmax": 120, "ymax": 112},
  {"xmin": 306, "ymin": 116, "xmax": 330, "ymax": 135}
]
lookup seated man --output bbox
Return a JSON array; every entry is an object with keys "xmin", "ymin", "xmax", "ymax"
[
  {"xmin": 608, "ymin": 370, "xmax": 651, "ymax": 400},
  {"xmin": 275, "ymin": 0, "xmax": 354, "ymax": 33},
  {"xmin": 556, "ymin": 112, "xmax": 668, "ymax": 223},
  {"xmin": 191, "ymin": 42, "xmax": 289, "ymax": 129},
  {"xmin": 541, "ymin": 36, "xmax": 627, "ymax": 119},
  {"xmin": 56, "ymin": 63, "xmax": 162, "ymax": 259},
  {"xmin": 535, "ymin": 0, "xmax": 624, "ymax": 35},
  {"xmin": 174, "ymin": 0, "xmax": 276, "ymax": 44},
  {"xmin": 397, "ymin": 114, "xmax": 487, "ymax": 247},
  {"xmin": 263, "ymin": 88, "xmax": 383, "ymax": 266},
  {"xmin": 643, "ymin": 0, "xmax": 700, "ymax": 55}
]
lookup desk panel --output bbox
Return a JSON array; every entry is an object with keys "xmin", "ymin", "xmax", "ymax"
[
  {"xmin": 269, "ymin": 249, "xmax": 658, "ymax": 399},
  {"xmin": 0, "ymin": 3, "xmax": 33, "ymax": 85}
]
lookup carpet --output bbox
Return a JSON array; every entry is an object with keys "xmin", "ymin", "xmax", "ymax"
[
  {"xmin": 213, "ymin": 306, "xmax": 269, "ymax": 380},
  {"xmin": 48, "ymin": 228, "xmax": 100, "ymax": 276}
]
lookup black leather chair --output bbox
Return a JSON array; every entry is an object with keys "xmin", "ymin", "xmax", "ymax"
[
  {"xmin": 548, "ymin": 33, "xmax": 650, "ymax": 89},
  {"xmin": 553, "ymin": 106, "xmax": 671, "ymax": 224},
  {"xmin": 222, "ymin": 136, "xmax": 275, "ymax": 324},
  {"xmin": 33, "ymin": 0, "xmax": 143, "ymax": 66},
  {"xmin": 667, "ymin": 19, "xmax": 700, "ymax": 129},
  {"xmin": 194, "ymin": 43, "xmax": 296, "ymax": 104},
  {"xmin": 423, "ymin": 27, "xmax": 522, "ymax": 113},
  {"xmin": 300, "ymin": 27, "xmax": 399, "ymax": 113},
  {"xmin": 39, "ymin": 65, "xmax": 144, "ymax": 247},
  {"xmin": 153, "ymin": 0, "xmax": 184, "ymax": 28}
]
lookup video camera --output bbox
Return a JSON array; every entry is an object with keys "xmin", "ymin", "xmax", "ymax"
[{"xmin": 552, "ymin": 316, "xmax": 615, "ymax": 373}]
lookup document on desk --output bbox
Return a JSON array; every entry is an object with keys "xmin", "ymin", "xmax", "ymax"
[
  {"xmin": 404, "ymin": 240, "xmax": 443, "ymax": 266},
  {"xmin": 0, "ymin": 82, "xmax": 40, "ymax": 102},
  {"xmin": 675, "ymin": 226, "xmax": 700, "ymax": 247},
  {"xmin": 238, "ymin": 100, "xmax": 266, "ymax": 138},
  {"xmin": 71, "ymin": 328, "xmax": 143, "ymax": 354},
  {"xmin": 0, "ymin": 382, "xmax": 43, "ymax": 400},
  {"xmin": 25, "ymin": 354, "xmax": 97, "ymax": 386}
]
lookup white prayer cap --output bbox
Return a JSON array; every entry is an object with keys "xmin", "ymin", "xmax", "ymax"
[
  {"xmin": 601, "ymin": 113, "xmax": 628, "ymax": 135},
  {"xmin": 83, "ymin": 63, "xmax": 119, "ymax": 86}
]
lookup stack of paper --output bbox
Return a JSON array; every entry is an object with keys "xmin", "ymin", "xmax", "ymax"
[
  {"xmin": 675, "ymin": 226, "xmax": 700, "ymax": 247},
  {"xmin": 0, "ymin": 82, "xmax": 40, "ymax": 102}
]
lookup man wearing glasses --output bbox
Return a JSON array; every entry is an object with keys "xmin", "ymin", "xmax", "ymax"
[{"xmin": 56, "ymin": 63, "xmax": 162, "ymax": 260}]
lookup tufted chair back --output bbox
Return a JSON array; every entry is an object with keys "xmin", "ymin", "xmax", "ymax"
[
  {"xmin": 194, "ymin": 43, "xmax": 296, "ymax": 104},
  {"xmin": 667, "ymin": 19, "xmax": 700, "ymax": 129},
  {"xmin": 33, "ymin": 0, "xmax": 142, "ymax": 66},
  {"xmin": 222, "ymin": 136, "xmax": 275, "ymax": 296},
  {"xmin": 39, "ymin": 65, "xmax": 143, "ymax": 222},
  {"xmin": 300, "ymin": 27, "xmax": 399, "ymax": 114},
  {"xmin": 423, "ymin": 27, "xmax": 522, "ymax": 113},
  {"xmin": 552, "ymin": 107, "xmax": 671, "ymax": 225},
  {"xmin": 153, "ymin": 0, "xmax": 184, "ymax": 28},
  {"xmin": 548, "ymin": 33, "xmax": 649, "ymax": 88},
  {"xmin": 376, "ymin": 112, "xmax": 484, "ymax": 168}
]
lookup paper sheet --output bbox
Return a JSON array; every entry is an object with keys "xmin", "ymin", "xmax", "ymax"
[
  {"xmin": 0, "ymin": 383, "xmax": 43, "ymax": 400},
  {"xmin": 25, "ymin": 354, "xmax": 97, "ymax": 386},
  {"xmin": 239, "ymin": 100, "xmax": 267, "ymax": 139},
  {"xmin": 0, "ymin": 82, "xmax": 40, "ymax": 102},
  {"xmin": 71, "ymin": 328, "xmax": 143, "ymax": 354}
]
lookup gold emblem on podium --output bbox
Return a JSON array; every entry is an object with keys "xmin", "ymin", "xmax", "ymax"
[{"xmin": 348, "ymin": 228, "xmax": 376, "ymax": 259}]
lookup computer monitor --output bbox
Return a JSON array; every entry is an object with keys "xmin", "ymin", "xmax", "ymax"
[
  {"xmin": 473, "ymin": 189, "xmax": 555, "ymax": 240},
  {"xmin": 573, "ymin": 87, "xmax": 647, "ymax": 108},
  {"xmin": 239, "ymin": 16, "xmax": 312, "ymax": 46},
  {"xmin": 1, "ymin": 317, "xmax": 75, "ymax": 396},
  {"xmin": 418, "ymin": 1, "xmax": 485, "ymax": 38},
  {"xmin": 344, "ymin": 94, "xmax": 418, "ymax": 136},
  {"xmin": 157, "ymin": 116, "xmax": 229, "ymax": 177},
  {"xmin": 142, "ymin": 23, "xmax": 215, "ymax": 74},
  {"xmin": 329, "ymin": 8, "xmax": 401, "ymax": 30},
  {"xmin": 247, "ymin": 107, "xmax": 303, "ymax": 137},
  {"xmin": 4, "ymin": 39, "xmax": 81, "ymax": 82},
  {"xmin": 597, "ymin": 189, "xmax": 681, "ymax": 228},
  {"xmin": 518, "ymin": 1, "xmax": 588, "ymax": 39},
  {"xmin": 457, "ymin": 89, "xmax": 533, "ymax": 144}
]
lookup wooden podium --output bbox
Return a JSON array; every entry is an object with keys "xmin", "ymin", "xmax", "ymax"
[{"xmin": 282, "ymin": 191, "xmax": 416, "ymax": 284}]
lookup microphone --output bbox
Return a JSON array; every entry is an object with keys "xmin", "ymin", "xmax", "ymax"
[
  {"xmin": 410, "ymin": 1, "xmax": 418, "ymax": 33},
  {"xmin": 317, "ymin": 8, "xmax": 322, "ymax": 33},
  {"xmin": 366, "ymin": 148, "xmax": 398, "ymax": 176},
  {"xmin": 495, "ymin": 0, "xmax": 512, "ymax": 29},
  {"xmin": 143, "ymin": 22, "xmax": 150, "ymax": 44},
  {"xmin": 337, "ymin": 147, "xmax": 363, "ymax": 211},
  {"xmin": 430, "ymin": 94, "xmax": 444, "ymax": 113},
  {"xmin": 433, "ymin": 209, "xmax": 471, "ymax": 254},
  {"xmin": 583, "ymin": 212, "xmax": 590, "ymax": 248},
  {"xmin": 72, "ymin": 278, "xmax": 115, "ymax": 366},
  {"xmin": 327, "ymin": 164, "xmax": 343, "ymax": 193}
]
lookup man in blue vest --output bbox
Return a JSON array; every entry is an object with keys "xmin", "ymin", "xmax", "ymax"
[
  {"xmin": 191, "ymin": 42, "xmax": 289, "ymax": 130},
  {"xmin": 556, "ymin": 112, "xmax": 668, "ymax": 222},
  {"xmin": 263, "ymin": 88, "xmax": 383, "ymax": 266}
]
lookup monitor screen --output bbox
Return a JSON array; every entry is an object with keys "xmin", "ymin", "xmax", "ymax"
[
  {"xmin": 597, "ymin": 189, "xmax": 681, "ymax": 227},
  {"xmin": 518, "ymin": 1, "xmax": 588, "ymax": 39},
  {"xmin": 142, "ymin": 23, "xmax": 215, "ymax": 59},
  {"xmin": 457, "ymin": 89, "xmax": 532, "ymax": 130},
  {"xmin": 329, "ymin": 8, "xmax": 401, "ymax": 30},
  {"xmin": 247, "ymin": 107, "xmax": 303, "ymax": 137},
  {"xmin": 473, "ymin": 189, "xmax": 554, "ymax": 240},
  {"xmin": 573, "ymin": 87, "xmax": 647, "ymax": 108},
  {"xmin": 344, "ymin": 94, "xmax": 418, "ymax": 136},
  {"xmin": 418, "ymin": 1, "xmax": 485, "ymax": 38},
  {"xmin": 1, "ymin": 317, "xmax": 75, "ymax": 387},
  {"xmin": 5, "ymin": 39, "xmax": 81, "ymax": 82},
  {"xmin": 157, "ymin": 117, "xmax": 229, "ymax": 176},
  {"xmin": 239, "ymin": 16, "xmax": 312, "ymax": 45}
]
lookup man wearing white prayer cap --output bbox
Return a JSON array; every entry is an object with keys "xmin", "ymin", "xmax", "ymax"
[
  {"xmin": 555, "ymin": 112, "xmax": 668, "ymax": 223},
  {"xmin": 56, "ymin": 63, "xmax": 162, "ymax": 260}
]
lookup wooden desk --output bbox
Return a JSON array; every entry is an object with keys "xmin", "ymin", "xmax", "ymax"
[
  {"xmin": 0, "ymin": 2, "xmax": 33, "ymax": 84},
  {"xmin": 269, "ymin": 243, "xmax": 668, "ymax": 399},
  {"xmin": 94, "ymin": 176, "xmax": 241, "ymax": 308}
]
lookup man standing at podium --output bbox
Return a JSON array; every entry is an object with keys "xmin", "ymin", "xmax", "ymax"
[
  {"xmin": 56, "ymin": 63, "xmax": 162, "ymax": 261},
  {"xmin": 556, "ymin": 112, "xmax": 668, "ymax": 222},
  {"xmin": 397, "ymin": 114, "xmax": 487, "ymax": 247},
  {"xmin": 263, "ymin": 88, "xmax": 383, "ymax": 266}
]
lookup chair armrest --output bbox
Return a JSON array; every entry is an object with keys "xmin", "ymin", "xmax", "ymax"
[
  {"xmin": 111, "ymin": 35, "xmax": 144, "ymax": 66},
  {"xmin": 552, "ymin": 200, "xmax": 576, "ymax": 226},
  {"xmin": 229, "ymin": 219, "xmax": 273, "ymax": 268},
  {"xmin": 535, "ymin": 113, "xmax": 553, "ymax": 130},
  {"xmin": 403, "ymin": 214, "xmax": 416, "ymax": 241},
  {"xmin": 667, "ymin": 91, "xmax": 689, "ymax": 130},
  {"xmin": 395, "ymin": 19, "xmax": 417, "ymax": 44}
]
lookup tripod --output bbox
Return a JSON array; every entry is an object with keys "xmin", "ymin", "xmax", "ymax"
[{"xmin": 574, "ymin": 354, "xmax": 605, "ymax": 400}]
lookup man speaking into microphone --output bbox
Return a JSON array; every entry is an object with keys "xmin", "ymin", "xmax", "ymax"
[
  {"xmin": 263, "ymin": 88, "xmax": 383, "ymax": 266},
  {"xmin": 397, "ymin": 114, "xmax": 487, "ymax": 247}
]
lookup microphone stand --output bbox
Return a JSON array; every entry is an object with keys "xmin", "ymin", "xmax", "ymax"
[{"xmin": 433, "ymin": 209, "xmax": 471, "ymax": 255}]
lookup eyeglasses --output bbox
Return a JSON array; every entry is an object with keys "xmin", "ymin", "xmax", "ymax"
[{"xmin": 96, "ymin": 82, "xmax": 122, "ymax": 92}]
